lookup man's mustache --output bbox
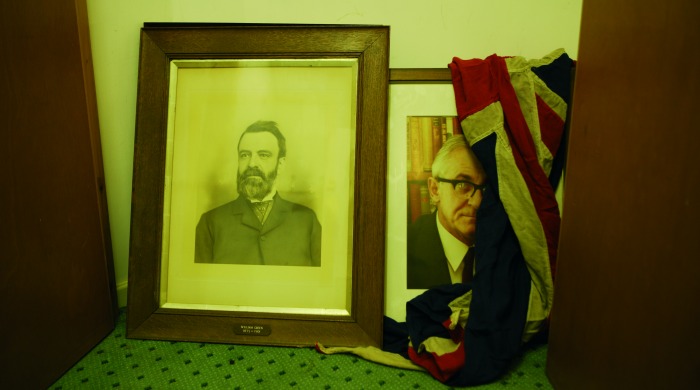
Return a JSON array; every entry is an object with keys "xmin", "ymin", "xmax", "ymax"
[{"xmin": 241, "ymin": 167, "xmax": 266, "ymax": 180}]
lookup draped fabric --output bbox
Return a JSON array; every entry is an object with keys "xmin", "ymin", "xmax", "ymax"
[
  {"xmin": 318, "ymin": 49, "xmax": 573, "ymax": 387},
  {"xmin": 452, "ymin": 48, "xmax": 573, "ymax": 326}
]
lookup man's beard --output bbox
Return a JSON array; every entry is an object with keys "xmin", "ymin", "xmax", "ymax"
[{"xmin": 237, "ymin": 166, "xmax": 277, "ymax": 200}]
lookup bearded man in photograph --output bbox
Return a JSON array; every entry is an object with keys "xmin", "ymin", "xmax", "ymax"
[{"xmin": 194, "ymin": 120, "xmax": 321, "ymax": 266}]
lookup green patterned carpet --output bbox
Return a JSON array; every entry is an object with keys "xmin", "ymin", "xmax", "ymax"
[{"xmin": 51, "ymin": 309, "xmax": 552, "ymax": 389}]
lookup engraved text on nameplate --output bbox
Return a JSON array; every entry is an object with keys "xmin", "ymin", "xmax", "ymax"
[{"xmin": 233, "ymin": 324, "xmax": 272, "ymax": 336}]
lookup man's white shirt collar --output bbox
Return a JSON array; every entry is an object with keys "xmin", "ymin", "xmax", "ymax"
[
  {"xmin": 435, "ymin": 212, "xmax": 469, "ymax": 276},
  {"xmin": 249, "ymin": 189, "xmax": 277, "ymax": 203}
]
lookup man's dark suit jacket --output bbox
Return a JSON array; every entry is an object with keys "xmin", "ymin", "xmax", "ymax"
[
  {"xmin": 407, "ymin": 212, "xmax": 452, "ymax": 289},
  {"xmin": 195, "ymin": 194, "xmax": 321, "ymax": 266}
]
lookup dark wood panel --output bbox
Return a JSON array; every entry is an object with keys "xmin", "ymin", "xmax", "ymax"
[
  {"xmin": 0, "ymin": 0, "xmax": 117, "ymax": 388},
  {"xmin": 547, "ymin": 0, "xmax": 700, "ymax": 389}
]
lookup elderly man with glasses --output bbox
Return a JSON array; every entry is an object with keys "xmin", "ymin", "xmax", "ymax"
[{"xmin": 407, "ymin": 135, "xmax": 486, "ymax": 289}]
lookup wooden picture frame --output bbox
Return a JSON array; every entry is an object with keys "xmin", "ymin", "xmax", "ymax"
[
  {"xmin": 127, "ymin": 23, "xmax": 389, "ymax": 348},
  {"xmin": 384, "ymin": 68, "xmax": 459, "ymax": 322}
]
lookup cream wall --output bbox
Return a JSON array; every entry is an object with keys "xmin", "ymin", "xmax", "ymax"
[{"xmin": 85, "ymin": 0, "xmax": 583, "ymax": 307}]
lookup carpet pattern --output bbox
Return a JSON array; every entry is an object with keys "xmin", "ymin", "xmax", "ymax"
[{"xmin": 51, "ymin": 310, "xmax": 552, "ymax": 389}]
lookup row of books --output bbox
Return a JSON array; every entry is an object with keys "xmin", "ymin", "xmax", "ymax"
[
  {"xmin": 407, "ymin": 181, "xmax": 432, "ymax": 224},
  {"xmin": 407, "ymin": 116, "xmax": 462, "ymax": 177},
  {"xmin": 406, "ymin": 116, "xmax": 462, "ymax": 223}
]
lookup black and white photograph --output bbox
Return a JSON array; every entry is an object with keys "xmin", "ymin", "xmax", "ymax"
[
  {"xmin": 193, "ymin": 119, "xmax": 323, "ymax": 267},
  {"xmin": 161, "ymin": 59, "xmax": 357, "ymax": 313}
]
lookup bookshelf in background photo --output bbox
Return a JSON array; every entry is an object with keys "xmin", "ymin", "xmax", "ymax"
[{"xmin": 406, "ymin": 115, "xmax": 463, "ymax": 224}]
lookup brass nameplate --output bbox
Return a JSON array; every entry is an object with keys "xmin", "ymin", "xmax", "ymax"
[{"xmin": 233, "ymin": 324, "xmax": 271, "ymax": 336}]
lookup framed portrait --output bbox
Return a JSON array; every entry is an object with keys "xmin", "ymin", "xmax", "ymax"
[
  {"xmin": 383, "ymin": 68, "xmax": 567, "ymax": 322},
  {"xmin": 384, "ymin": 68, "xmax": 459, "ymax": 322},
  {"xmin": 127, "ymin": 24, "xmax": 389, "ymax": 348}
]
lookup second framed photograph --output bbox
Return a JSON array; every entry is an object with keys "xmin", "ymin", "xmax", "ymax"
[
  {"xmin": 384, "ymin": 68, "xmax": 461, "ymax": 322},
  {"xmin": 127, "ymin": 24, "xmax": 389, "ymax": 348}
]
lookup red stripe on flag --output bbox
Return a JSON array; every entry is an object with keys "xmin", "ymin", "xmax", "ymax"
[
  {"xmin": 408, "ymin": 339, "xmax": 466, "ymax": 383},
  {"xmin": 536, "ymin": 94, "xmax": 565, "ymax": 158}
]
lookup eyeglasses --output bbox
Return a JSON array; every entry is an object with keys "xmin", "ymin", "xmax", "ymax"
[{"xmin": 436, "ymin": 177, "xmax": 487, "ymax": 198}]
